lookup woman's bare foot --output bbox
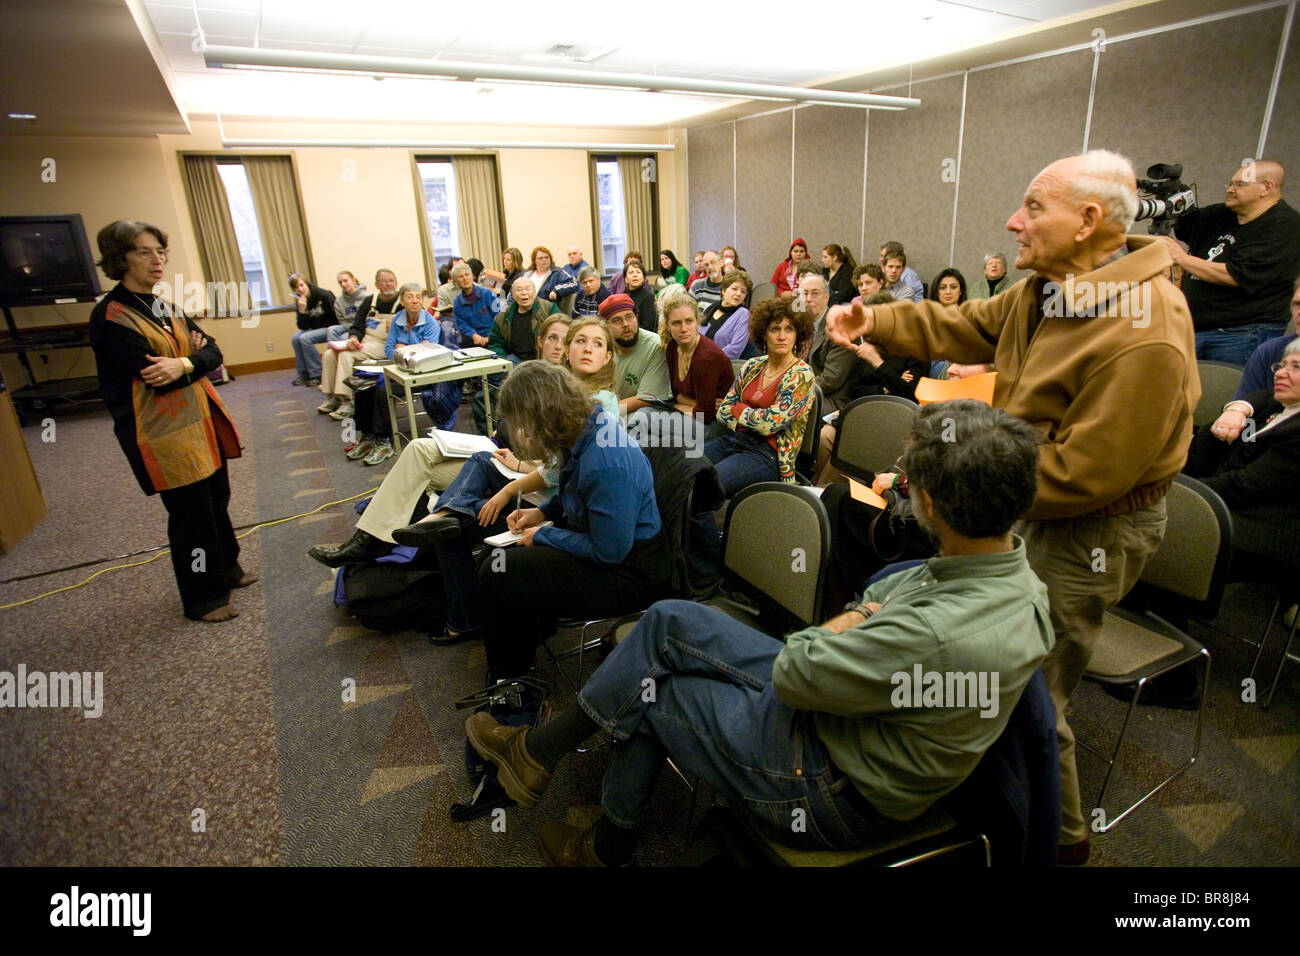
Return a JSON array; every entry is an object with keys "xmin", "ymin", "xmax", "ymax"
[
  {"xmin": 200, "ymin": 605, "xmax": 239, "ymax": 622},
  {"xmin": 234, "ymin": 573, "xmax": 260, "ymax": 588}
]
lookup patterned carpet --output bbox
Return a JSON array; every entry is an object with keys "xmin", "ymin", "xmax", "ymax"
[{"xmin": 0, "ymin": 370, "xmax": 1295, "ymax": 866}]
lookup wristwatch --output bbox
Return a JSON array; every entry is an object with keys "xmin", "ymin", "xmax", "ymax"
[{"xmin": 843, "ymin": 601, "xmax": 874, "ymax": 620}]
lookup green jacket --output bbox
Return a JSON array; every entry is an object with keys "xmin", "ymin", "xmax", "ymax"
[
  {"xmin": 772, "ymin": 537, "xmax": 1053, "ymax": 821},
  {"xmin": 488, "ymin": 299, "xmax": 559, "ymax": 358}
]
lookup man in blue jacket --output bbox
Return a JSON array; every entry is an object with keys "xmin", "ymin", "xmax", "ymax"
[{"xmin": 467, "ymin": 399, "xmax": 1055, "ymax": 866}]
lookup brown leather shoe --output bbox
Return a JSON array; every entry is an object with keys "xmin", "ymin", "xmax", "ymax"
[
  {"xmin": 539, "ymin": 821, "xmax": 628, "ymax": 867},
  {"xmin": 1058, "ymin": 837, "xmax": 1091, "ymax": 866},
  {"xmin": 464, "ymin": 712, "xmax": 551, "ymax": 808}
]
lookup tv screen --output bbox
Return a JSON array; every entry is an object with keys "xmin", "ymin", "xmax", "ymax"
[{"xmin": 0, "ymin": 215, "xmax": 102, "ymax": 307}]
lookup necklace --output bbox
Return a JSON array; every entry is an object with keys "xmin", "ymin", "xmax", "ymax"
[
  {"xmin": 126, "ymin": 288, "xmax": 172, "ymax": 333},
  {"xmin": 761, "ymin": 356, "xmax": 794, "ymax": 386}
]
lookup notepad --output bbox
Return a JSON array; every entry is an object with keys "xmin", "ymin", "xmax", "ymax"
[
  {"xmin": 429, "ymin": 429, "xmax": 498, "ymax": 458},
  {"xmin": 913, "ymin": 371, "xmax": 997, "ymax": 406},
  {"xmin": 484, "ymin": 522, "xmax": 553, "ymax": 547},
  {"xmin": 491, "ymin": 456, "xmax": 529, "ymax": 481}
]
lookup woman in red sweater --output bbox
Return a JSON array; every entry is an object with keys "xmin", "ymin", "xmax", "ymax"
[
  {"xmin": 659, "ymin": 287, "xmax": 735, "ymax": 425},
  {"xmin": 770, "ymin": 238, "xmax": 808, "ymax": 295}
]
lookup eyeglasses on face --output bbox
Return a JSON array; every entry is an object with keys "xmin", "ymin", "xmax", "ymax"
[
  {"xmin": 1270, "ymin": 361, "xmax": 1300, "ymax": 374},
  {"xmin": 130, "ymin": 247, "xmax": 168, "ymax": 261}
]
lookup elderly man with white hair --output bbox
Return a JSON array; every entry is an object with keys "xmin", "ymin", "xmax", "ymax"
[{"xmin": 829, "ymin": 149, "xmax": 1199, "ymax": 864}]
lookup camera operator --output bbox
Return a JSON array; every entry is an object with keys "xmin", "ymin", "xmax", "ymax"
[{"xmin": 1162, "ymin": 160, "xmax": 1300, "ymax": 363}]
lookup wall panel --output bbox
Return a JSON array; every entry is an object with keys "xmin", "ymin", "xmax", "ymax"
[
  {"xmin": 863, "ymin": 74, "xmax": 965, "ymax": 288},
  {"xmin": 686, "ymin": 121, "xmax": 734, "ymax": 257},
  {"xmin": 794, "ymin": 105, "xmax": 868, "ymax": 263},
  {"xmin": 735, "ymin": 111, "xmax": 793, "ymax": 280},
  {"xmin": 1261, "ymin": 14, "xmax": 1300, "ymax": 175}
]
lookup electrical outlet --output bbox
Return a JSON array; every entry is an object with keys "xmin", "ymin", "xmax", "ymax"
[{"xmin": 265, "ymin": 341, "xmax": 275, "ymax": 353}]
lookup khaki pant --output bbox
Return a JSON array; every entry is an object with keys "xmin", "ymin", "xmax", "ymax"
[
  {"xmin": 1019, "ymin": 500, "xmax": 1167, "ymax": 845},
  {"xmin": 321, "ymin": 328, "xmax": 388, "ymax": 398},
  {"xmin": 356, "ymin": 437, "xmax": 467, "ymax": 543}
]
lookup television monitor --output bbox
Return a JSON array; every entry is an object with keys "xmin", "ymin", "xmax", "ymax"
[{"xmin": 0, "ymin": 214, "xmax": 102, "ymax": 308}]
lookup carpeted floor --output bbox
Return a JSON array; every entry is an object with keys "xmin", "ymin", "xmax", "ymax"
[{"xmin": 0, "ymin": 369, "xmax": 1295, "ymax": 866}]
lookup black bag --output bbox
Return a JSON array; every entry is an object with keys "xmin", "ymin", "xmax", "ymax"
[{"xmin": 341, "ymin": 562, "xmax": 445, "ymax": 633}]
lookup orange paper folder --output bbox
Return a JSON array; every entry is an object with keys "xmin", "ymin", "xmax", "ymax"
[
  {"xmin": 848, "ymin": 477, "xmax": 889, "ymax": 510},
  {"xmin": 913, "ymin": 371, "xmax": 997, "ymax": 406}
]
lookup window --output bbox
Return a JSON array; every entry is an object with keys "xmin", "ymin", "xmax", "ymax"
[
  {"xmin": 595, "ymin": 159, "xmax": 627, "ymax": 273},
  {"xmin": 215, "ymin": 161, "xmax": 272, "ymax": 308},
  {"xmin": 417, "ymin": 161, "xmax": 462, "ymax": 267}
]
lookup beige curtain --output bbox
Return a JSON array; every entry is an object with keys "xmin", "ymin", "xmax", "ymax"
[
  {"xmin": 411, "ymin": 156, "xmax": 439, "ymax": 291},
  {"xmin": 619, "ymin": 154, "xmax": 656, "ymax": 265},
  {"xmin": 243, "ymin": 155, "xmax": 312, "ymax": 307},
  {"xmin": 588, "ymin": 155, "xmax": 604, "ymax": 274},
  {"xmin": 452, "ymin": 156, "xmax": 505, "ymax": 266},
  {"xmin": 180, "ymin": 155, "xmax": 247, "ymax": 316}
]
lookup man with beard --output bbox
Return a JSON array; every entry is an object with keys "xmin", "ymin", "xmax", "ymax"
[
  {"xmin": 600, "ymin": 293, "xmax": 672, "ymax": 415},
  {"xmin": 463, "ymin": 400, "xmax": 1053, "ymax": 866}
]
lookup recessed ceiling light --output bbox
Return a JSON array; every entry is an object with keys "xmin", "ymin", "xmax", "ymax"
[{"xmin": 8, "ymin": 112, "xmax": 37, "ymax": 121}]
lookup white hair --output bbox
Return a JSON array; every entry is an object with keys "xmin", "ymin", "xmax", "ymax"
[
  {"xmin": 1070, "ymin": 149, "xmax": 1138, "ymax": 231},
  {"xmin": 1283, "ymin": 337, "xmax": 1300, "ymax": 359},
  {"xmin": 449, "ymin": 261, "xmax": 473, "ymax": 280}
]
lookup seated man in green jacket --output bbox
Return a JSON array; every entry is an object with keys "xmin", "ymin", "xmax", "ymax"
[
  {"xmin": 488, "ymin": 276, "xmax": 559, "ymax": 363},
  {"xmin": 466, "ymin": 398, "xmax": 1055, "ymax": 866}
]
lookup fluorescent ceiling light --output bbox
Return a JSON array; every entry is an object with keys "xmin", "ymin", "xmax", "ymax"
[
  {"xmin": 202, "ymin": 44, "xmax": 921, "ymax": 110},
  {"xmin": 220, "ymin": 138, "xmax": 676, "ymax": 151}
]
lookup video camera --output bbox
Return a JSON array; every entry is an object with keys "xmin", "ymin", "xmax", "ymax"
[{"xmin": 1135, "ymin": 162, "xmax": 1196, "ymax": 236}]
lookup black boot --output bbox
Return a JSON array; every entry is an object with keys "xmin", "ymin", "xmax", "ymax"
[{"xmin": 308, "ymin": 529, "xmax": 386, "ymax": 568}]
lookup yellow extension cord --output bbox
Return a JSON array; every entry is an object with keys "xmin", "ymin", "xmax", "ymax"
[{"xmin": 0, "ymin": 488, "xmax": 379, "ymax": 611}]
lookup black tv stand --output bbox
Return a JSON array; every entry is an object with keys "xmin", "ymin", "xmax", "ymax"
[{"xmin": 1, "ymin": 303, "xmax": 102, "ymax": 424}]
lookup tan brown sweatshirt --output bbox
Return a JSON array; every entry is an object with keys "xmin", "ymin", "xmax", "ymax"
[{"xmin": 870, "ymin": 235, "xmax": 1199, "ymax": 520}]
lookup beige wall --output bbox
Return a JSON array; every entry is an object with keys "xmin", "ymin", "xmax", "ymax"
[{"xmin": 1, "ymin": 117, "xmax": 686, "ymax": 382}]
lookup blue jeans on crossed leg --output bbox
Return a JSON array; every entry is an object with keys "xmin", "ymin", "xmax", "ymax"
[
  {"xmin": 577, "ymin": 599, "xmax": 900, "ymax": 850},
  {"xmin": 292, "ymin": 324, "xmax": 348, "ymax": 378}
]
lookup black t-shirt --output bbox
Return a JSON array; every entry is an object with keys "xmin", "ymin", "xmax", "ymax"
[
  {"xmin": 297, "ymin": 285, "xmax": 338, "ymax": 331},
  {"xmin": 1174, "ymin": 200, "xmax": 1300, "ymax": 330},
  {"xmin": 509, "ymin": 305, "xmax": 537, "ymax": 360}
]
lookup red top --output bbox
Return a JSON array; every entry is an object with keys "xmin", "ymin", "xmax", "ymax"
[
  {"xmin": 667, "ymin": 333, "xmax": 734, "ymax": 424},
  {"xmin": 737, "ymin": 366, "xmax": 782, "ymax": 454}
]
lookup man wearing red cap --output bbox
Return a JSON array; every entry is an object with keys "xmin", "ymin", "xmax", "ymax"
[{"xmin": 599, "ymin": 293, "xmax": 672, "ymax": 415}]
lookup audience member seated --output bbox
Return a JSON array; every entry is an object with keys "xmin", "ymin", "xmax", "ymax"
[
  {"xmin": 881, "ymin": 244, "xmax": 920, "ymax": 302},
  {"xmin": 464, "ymin": 399, "xmax": 1053, "ymax": 867},
  {"xmin": 655, "ymin": 249, "xmax": 689, "ymax": 291},
  {"xmin": 689, "ymin": 250, "xmax": 725, "ymax": 311},
  {"xmin": 851, "ymin": 263, "xmax": 886, "ymax": 305},
  {"xmin": 969, "ymin": 252, "xmax": 1010, "ymax": 300},
  {"xmin": 607, "ymin": 251, "xmax": 641, "ymax": 295},
  {"xmin": 1233, "ymin": 275, "xmax": 1300, "ymax": 400},
  {"xmin": 451, "ymin": 261, "xmax": 501, "ymax": 347},
  {"xmin": 308, "ymin": 317, "xmax": 571, "ymax": 568},
  {"xmin": 624, "ymin": 260, "xmax": 659, "ymax": 333},
  {"xmin": 334, "ymin": 270, "xmax": 369, "ymax": 326},
  {"xmin": 822, "ymin": 243, "xmax": 857, "ymax": 306},
  {"xmin": 601, "ymin": 294, "xmax": 672, "ymax": 414},
  {"xmin": 346, "ymin": 282, "xmax": 460, "ymax": 467},
  {"xmin": 700, "ymin": 269, "xmax": 755, "ymax": 360},
  {"xmin": 435, "ymin": 258, "xmax": 462, "ymax": 315},
  {"xmin": 721, "ymin": 246, "xmax": 742, "ymax": 272},
  {"xmin": 660, "ymin": 287, "xmax": 735, "ymax": 427},
  {"xmin": 488, "ymin": 276, "xmax": 560, "ymax": 364},
  {"xmin": 404, "ymin": 361, "xmax": 667, "ymax": 659},
  {"xmin": 805, "ymin": 271, "xmax": 855, "ymax": 412},
  {"xmin": 318, "ymin": 268, "xmax": 401, "ymax": 421},
  {"xmin": 500, "ymin": 246, "xmax": 524, "ymax": 298},
  {"xmin": 289, "ymin": 272, "xmax": 339, "ymax": 387},
  {"xmin": 572, "ymin": 266, "xmax": 610, "ymax": 317},
  {"xmin": 563, "ymin": 245, "xmax": 592, "ymax": 280},
  {"xmin": 686, "ymin": 250, "xmax": 706, "ymax": 290},
  {"xmin": 770, "ymin": 238, "xmax": 809, "ymax": 295},
  {"xmin": 880, "ymin": 241, "xmax": 925, "ymax": 300},
  {"xmin": 930, "ymin": 268, "xmax": 967, "ymax": 307},
  {"xmin": 525, "ymin": 246, "xmax": 579, "ymax": 306},
  {"xmin": 1194, "ymin": 339, "xmax": 1300, "ymax": 576}
]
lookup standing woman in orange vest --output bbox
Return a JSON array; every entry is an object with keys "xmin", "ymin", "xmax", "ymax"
[{"xmin": 88, "ymin": 220, "xmax": 256, "ymax": 622}]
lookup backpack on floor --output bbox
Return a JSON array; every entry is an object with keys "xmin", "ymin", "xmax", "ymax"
[{"xmin": 341, "ymin": 562, "xmax": 445, "ymax": 634}]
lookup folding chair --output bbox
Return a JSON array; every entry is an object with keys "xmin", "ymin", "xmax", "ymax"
[
  {"xmin": 1078, "ymin": 475, "xmax": 1229, "ymax": 832},
  {"xmin": 1193, "ymin": 360, "xmax": 1245, "ymax": 429},
  {"xmin": 750, "ymin": 282, "xmax": 778, "ymax": 306},
  {"xmin": 829, "ymin": 394, "xmax": 918, "ymax": 483}
]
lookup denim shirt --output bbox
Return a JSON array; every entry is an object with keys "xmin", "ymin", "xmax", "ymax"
[
  {"xmin": 535, "ymin": 408, "xmax": 660, "ymax": 563},
  {"xmin": 384, "ymin": 308, "xmax": 440, "ymax": 359}
]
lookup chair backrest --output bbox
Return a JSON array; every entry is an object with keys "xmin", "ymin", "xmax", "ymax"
[
  {"xmin": 750, "ymin": 282, "xmax": 777, "ymax": 306},
  {"xmin": 799, "ymin": 384, "xmax": 822, "ymax": 458},
  {"xmin": 722, "ymin": 483, "xmax": 830, "ymax": 628},
  {"xmin": 1139, "ymin": 474, "xmax": 1234, "ymax": 619},
  {"xmin": 731, "ymin": 359, "xmax": 748, "ymax": 380},
  {"xmin": 829, "ymin": 394, "xmax": 919, "ymax": 480},
  {"xmin": 555, "ymin": 292, "xmax": 577, "ymax": 317},
  {"xmin": 1193, "ymin": 360, "xmax": 1244, "ymax": 428}
]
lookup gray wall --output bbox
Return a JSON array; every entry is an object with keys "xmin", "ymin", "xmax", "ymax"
[{"xmin": 687, "ymin": 5, "xmax": 1297, "ymax": 293}]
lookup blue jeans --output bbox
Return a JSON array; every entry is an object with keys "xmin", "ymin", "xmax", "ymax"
[
  {"xmin": 431, "ymin": 452, "xmax": 513, "ymax": 632},
  {"xmin": 578, "ymin": 600, "xmax": 903, "ymax": 848},
  {"xmin": 690, "ymin": 430, "xmax": 780, "ymax": 580},
  {"xmin": 292, "ymin": 324, "xmax": 348, "ymax": 378},
  {"xmin": 1195, "ymin": 323, "xmax": 1288, "ymax": 365}
]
